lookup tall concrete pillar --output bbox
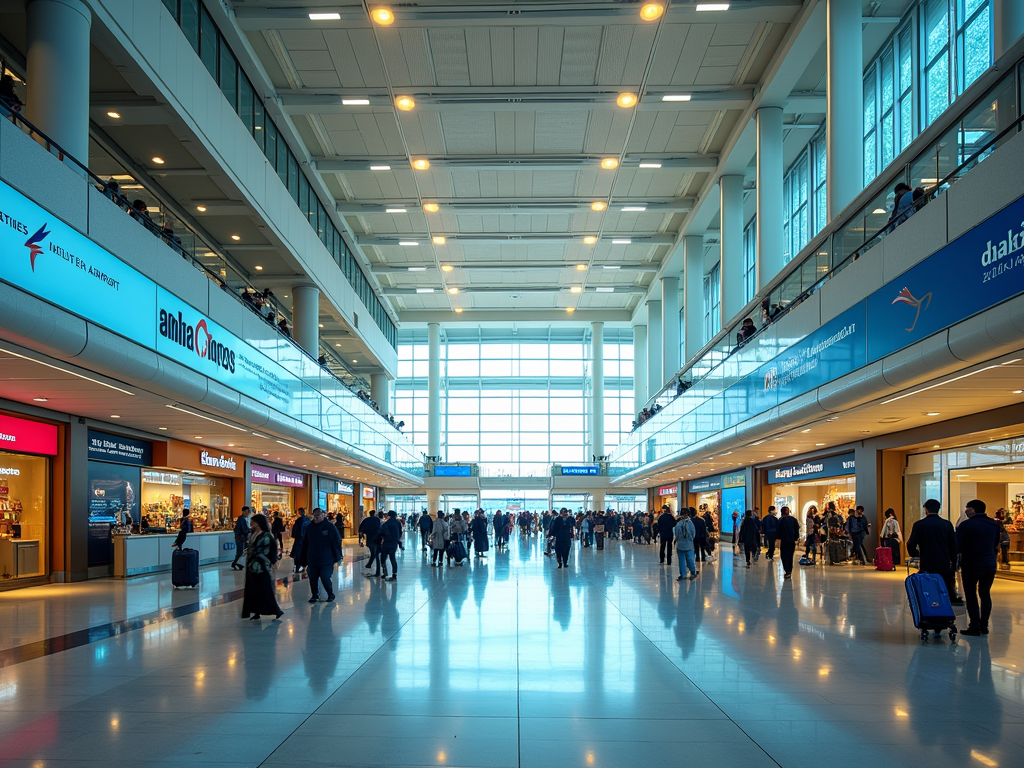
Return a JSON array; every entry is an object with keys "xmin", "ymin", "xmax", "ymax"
[
  {"xmin": 370, "ymin": 373, "xmax": 390, "ymax": 414},
  {"xmin": 720, "ymin": 175, "xmax": 745, "ymax": 329},
  {"xmin": 427, "ymin": 322, "xmax": 441, "ymax": 459},
  {"xmin": 26, "ymin": 0, "xmax": 92, "ymax": 162},
  {"xmin": 426, "ymin": 488, "xmax": 441, "ymax": 516},
  {"xmin": 683, "ymin": 235, "xmax": 704, "ymax": 363},
  {"xmin": 756, "ymin": 107, "xmax": 785, "ymax": 289},
  {"xmin": 632, "ymin": 324, "xmax": 648, "ymax": 408},
  {"xmin": 591, "ymin": 322, "xmax": 605, "ymax": 459},
  {"xmin": 994, "ymin": 0, "xmax": 1024, "ymax": 59},
  {"xmin": 661, "ymin": 277, "xmax": 680, "ymax": 385},
  {"xmin": 592, "ymin": 491, "xmax": 606, "ymax": 512},
  {"xmin": 290, "ymin": 284, "xmax": 320, "ymax": 356},
  {"xmin": 827, "ymin": 0, "xmax": 864, "ymax": 220},
  {"xmin": 647, "ymin": 299, "xmax": 662, "ymax": 395}
]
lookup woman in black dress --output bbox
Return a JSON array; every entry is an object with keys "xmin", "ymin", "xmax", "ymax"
[{"xmin": 241, "ymin": 513, "xmax": 284, "ymax": 621}]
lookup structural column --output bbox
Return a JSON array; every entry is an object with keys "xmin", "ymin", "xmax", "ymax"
[
  {"xmin": 25, "ymin": 0, "xmax": 92, "ymax": 162},
  {"xmin": 756, "ymin": 107, "xmax": 785, "ymax": 290},
  {"xmin": 683, "ymin": 235, "xmax": 704, "ymax": 363},
  {"xmin": 826, "ymin": 0, "xmax": 864, "ymax": 220},
  {"xmin": 370, "ymin": 373, "xmax": 390, "ymax": 414},
  {"xmin": 661, "ymin": 277, "xmax": 680, "ymax": 385},
  {"xmin": 994, "ymin": 0, "xmax": 1024, "ymax": 60},
  {"xmin": 720, "ymin": 175, "xmax": 745, "ymax": 329},
  {"xmin": 591, "ymin": 491, "xmax": 606, "ymax": 512},
  {"xmin": 591, "ymin": 321, "xmax": 605, "ymax": 460},
  {"xmin": 646, "ymin": 299, "xmax": 662, "ymax": 396},
  {"xmin": 427, "ymin": 322, "xmax": 441, "ymax": 460},
  {"xmin": 426, "ymin": 488, "xmax": 441, "ymax": 516},
  {"xmin": 632, "ymin": 324, "xmax": 648, "ymax": 408},
  {"xmin": 290, "ymin": 285, "xmax": 320, "ymax": 356}
]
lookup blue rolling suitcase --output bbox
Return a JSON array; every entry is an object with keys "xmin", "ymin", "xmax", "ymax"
[
  {"xmin": 905, "ymin": 572, "xmax": 957, "ymax": 643},
  {"xmin": 172, "ymin": 547, "xmax": 200, "ymax": 588}
]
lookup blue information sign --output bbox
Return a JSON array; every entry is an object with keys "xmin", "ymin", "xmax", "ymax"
[
  {"xmin": 433, "ymin": 465, "xmax": 472, "ymax": 477},
  {"xmin": 560, "ymin": 465, "xmax": 600, "ymax": 476}
]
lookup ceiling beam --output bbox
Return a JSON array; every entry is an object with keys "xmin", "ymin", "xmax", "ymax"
[
  {"xmin": 315, "ymin": 155, "xmax": 718, "ymax": 173},
  {"xmin": 358, "ymin": 234, "xmax": 676, "ymax": 245},
  {"xmin": 397, "ymin": 309, "xmax": 636, "ymax": 325},
  {"xmin": 371, "ymin": 262, "xmax": 660, "ymax": 274},
  {"xmin": 384, "ymin": 286, "xmax": 646, "ymax": 295},
  {"xmin": 338, "ymin": 199, "xmax": 695, "ymax": 214}
]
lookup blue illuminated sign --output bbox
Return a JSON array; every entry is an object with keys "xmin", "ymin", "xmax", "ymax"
[
  {"xmin": 433, "ymin": 465, "xmax": 472, "ymax": 477},
  {"xmin": 766, "ymin": 452, "xmax": 855, "ymax": 484},
  {"xmin": 561, "ymin": 465, "xmax": 600, "ymax": 476}
]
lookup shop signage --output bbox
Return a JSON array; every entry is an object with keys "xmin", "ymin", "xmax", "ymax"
[
  {"xmin": 0, "ymin": 467, "xmax": 21, "ymax": 476},
  {"xmin": 250, "ymin": 463, "xmax": 305, "ymax": 487},
  {"xmin": 561, "ymin": 465, "xmax": 599, "ymax": 476},
  {"xmin": 434, "ymin": 465, "xmax": 472, "ymax": 477},
  {"xmin": 333, "ymin": 480, "xmax": 353, "ymax": 494},
  {"xmin": 722, "ymin": 471, "xmax": 746, "ymax": 488},
  {"xmin": 0, "ymin": 178, "xmax": 158, "ymax": 347},
  {"xmin": 657, "ymin": 484, "xmax": 678, "ymax": 496},
  {"xmin": 0, "ymin": 413, "xmax": 58, "ymax": 456},
  {"xmin": 688, "ymin": 476, "xmax": 721, "ymax": 492},
  {"xmin": 766, "ymin": 452, "xmax": 856, "ymax": 484},
  {"xmin": 87, "ymin": 430, "xmax": 152, "ymax": 466},
  {"xmin": 199, "ymin": 450, "xmax": 237, "ymax": 471},
  {"xmin": 363, "ymin": 487, "xmax": 375, "ymax": 499}
]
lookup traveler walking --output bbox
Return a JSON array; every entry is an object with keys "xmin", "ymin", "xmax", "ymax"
[
  {"xmin": 550, "ymin": 508, "xmax": 575, "ymax": 568},
  {"xmin": 761, "ymin": 506, "xmax": 778, "ymax": 561},
  {"xmin": 957, "ymin": 499, "xmax": 1000, "ymax": 636},
  {"xmin": 359, "ymin": 511, "xmax": 383, "ymax": 577},
  {"xmin": 880, "ymin": 508, "xmax": 902, "ymax": 566},
  {"xmin": 300, "ymin": 507, "xmax": 343, "ymax": 602},
  {"xmin": 172, "ymin": 509, "xmax": 194, "ymax": 551},
  {"xmin": 777, "ymin": 506, "xmax": 801, "ymax": 579},
  {"xmin": 690, "ymin": 507, "xmax": 709, "ymax": 562},
  {"xmin": 472, "ymin": 509, "xmax": 489, "ymax": 558},
  {"xmin": 240, "ymin": 513, "xmax": 284, "ymax": 621},
  {"xmin": 231, "ymin": 506, "xmax": 251, "ymax": 570},
  {"xmin": 429, "ymin": 512, "xmax": 449, "ymax": 567},
  {"xmin": 271, "ymin": 513, "xmax": 285, "ymax": 553},
  {"xmin": 289, "ymin": 508, "xmax": 309, "ymax": 573},
  {"xmin": 995, "ymin": 509, "xmax": 1012, "ymax": 570},
  {"xmin": 379, "ymin": 511, "xmax": 402, "ymax": 581},
  {"xmin": 737, "ymin": 510, "xmax": 760, "ymax": 568},
  {"xmin": 849, "ymin": 505, "xmax": 871, "ymax": 564},
  {"xmin": 674, "ymin": 511, "xmax": 698, "ymax": 581},
  {"xmin": 418, "ymin": 509, "xmax": 433, "ymax": 551},
  {"xmin": 906, "ymin": 499, "xmax": 963, "ymax": 605},
  {"xmin": 657, "ymin": 506, "xmax": 677, "ymax": 565}
]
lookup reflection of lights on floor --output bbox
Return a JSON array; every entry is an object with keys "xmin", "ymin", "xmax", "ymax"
[
  {"xmin": 768, "ymin": 635, "xmax": 776, "ymax": 644},
  {"xmin": 737, "ymin": 622, "xmax": 745, "ymax": 633},
  {"xmin": 111, "ymin": 717, "xmax": 120, "ymax": 729},
  {"xmin": 971, "ymin": 750, "xmax": 998, "ymax": 767},
  {"xmin": 437, "ymin": 750, "xmax": 447, "ymax": 763},
  {"xmin": 895, "ymin": 707, "xmax": 908, "ymax": 718},
  {"xmin": 0, "ymin": 682, "xmax": 16, "ymax": 700},
  {"xmin": 818, "ymin": 667, "xmax": 830, "ymax": 677},
  {"xmin": 792, "ymin": 649, "xmax": 802, "ymax": 660},
  {"xmin": 586, "ymin": 751, "xmax": 595, "ymax": 765}
]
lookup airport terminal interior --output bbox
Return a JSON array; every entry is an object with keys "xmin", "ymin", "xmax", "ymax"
[{"xmin": 1, "ymin": 0, "xmax": 1024, "ymax": 765}]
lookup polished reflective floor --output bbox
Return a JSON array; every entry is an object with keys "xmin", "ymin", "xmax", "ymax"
[{"xmin": 2, "ymin": 534, "xmax": 1023, "ymax": 767}]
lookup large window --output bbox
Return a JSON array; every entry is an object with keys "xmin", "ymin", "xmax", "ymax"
[
  {"xmin": 782, "ymin": 127, "xmax": 827, "ymax": 262},
  {"xmin": 742, "ymin": 217, "xmax": 756, "ymax": 305},
  {"xmin": 394, "ymin": 328, "xmax": 634, "ymax": 476},
  {"xmin": 702, "ymin": 264, "xmax": 721, "ymax": 345}
]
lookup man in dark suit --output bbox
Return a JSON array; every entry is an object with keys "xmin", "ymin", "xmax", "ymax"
[
  {"xmin": 777, "ymin": 506, "xmax": 801, "ymax": 579},
  {"xmin": 300, "ymin": 507, "xmax": 342, "ymax": 602},
  {"xmin": 957, "ymin": 499, "xmax": 1000, "ymax": 635},
  {"xmin": 907, "ymin": 498, "xmax": 963, "ymax": 605},
  {"xmin": 657, "ymin": 506, "xmax": 677, "ymax": 565},
  {"xmin": 549, "ymin": 508, "xmax": 575, "ymax": 569},
  {"xmin": 231, "ymin": 506, "xmax": 251, "ymax": 570}
]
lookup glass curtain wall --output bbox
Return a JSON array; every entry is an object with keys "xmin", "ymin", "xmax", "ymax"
[{"xmin": 394, "ymin": 327, "xmax": 634, "ymax": 477}]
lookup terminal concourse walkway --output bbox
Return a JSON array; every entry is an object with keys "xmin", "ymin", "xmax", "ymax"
[{"xmin": 1, "ymin": 534, "xmax": 1022, "ymax": 768}]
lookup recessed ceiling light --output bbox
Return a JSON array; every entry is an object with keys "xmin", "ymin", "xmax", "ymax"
[
  {"xmin": 600, "ymin": 157, "xmax": 619, "ymax": 170},
  {"xmin": 228, "ymin": 443, "xmax": 234, "ymax": 447},
  {"xmin": 318, "ymin": 323, "xmax": 324, "ymax": 328},
  {"xmin": 151, "ymin": 157, "xmax": 165, "ymax": 164},
  {"xmin": 640, "ymin": 2, "xmax": 664, "ymax": 21},
  {"xmin": 1013, "ymin": 390, "xmax": 1023, "ymax": 394},
  {"xmin": 591, "ymin": 201, "xmax": 607, "ymax": 212},
  {"xmin": 454, "ymin": 307, "xmax": 463, "ymax": 313},
  {"xmin": 343, "ymin": 98, "xmax": 371, "ymax": 106},
  {"xmin": 933, "ymin": 444, "xmax": 941, "ymax": 449},
  {"xmin": 107, "ymin": 111, "xmax": 121, "ymax": 119},
  {"xmin": 195, "ymin": 436, "xmax": 203, "ymax": 439},
  {"xmin": 791, "ymin": 448, "xmax": 798, "ymax": 452},
  {"xmin": 696, "ymin": 3, "xmax": 730, "ymax": 10},
  {"xmin": 566, "ymin": 307, "xmax": 576, "ymax": 313},
  {"xmin": 231, "ymin": 235, "xmax": 241, "ymax": 241},
  {"xmin": 399, "ymin": 240, "xmax": 419, "ymax": 246},
  {"xmin": 423, "ymin": 202, "xmax": 440, "ymax": 212},
  {"xmin": 815, "ymin": 443, "xmax": 825, "ymax": 446},
  {"xmin": 352, "ymin": 359, "xmax": 358, "ymax": 363},
  {"xmin": 432, "ymin": 236, "xmax": 447, "ymax": 245},
  {"xmin": 447, "ymin": 287, "xmax": 459, "ymax": 295},
  {"xmin": 612, "ymin": 239, "xmax": 632, "ymax": 245},
  {"xmin": 441, "ymin": 264, "xmax": 454, "ymax": 272},
  {"xmin": 407, "ymin": 266, "xmax": 426, "ymax": 271},
  {"xmin": 575, "ymin": 264, "xmax": 587, "ymax": 271},
  {"xmin": 395, "ymin": 95, "xmax": 416, "ymax": 111},
  {"xmin": 110, "ymin": 414, "xmax": 120, "ymax": 418},
  {"xmin": 925, "ymin": 412, "xmax": 941, "ymax": 416},
  {"xmin": 196, "ymin": 205, "xmax": 207, "ymax": 212},
  {"xmin": 872, "ymin": 208, "xmax": 887, "ymax": 214},
  {"xmin": 662, "ymin": 94, "xmax": 692, "ymax": 102},
  {"xmin": 159, "ymin": 427, "xmax": 168, "ymax": 430},
  {"xmin": 583, "ymin": 235, "xmax": 598, "ymax": 245},
  {"xmin": 801, "ymin": 428, "xmax": 812, "ymax": 433},
  {"xmin": 254, "ymin": 265, "xmax": 263, "ymax": 271},
  {"xmin": 570, "ymin": 286, "xmax": 583, "ymax": 294},
  {"xmin": 412, "ymin": 158, "xmax": 431, "ymax": 170},
  {"xmin": 370, "ymin": 165, "xmax": 391, "ymax": 171},
  {"xmin": 596, "ymin": 287, "xmax": 614, "ymax": 293},
  {"xmin": 767, "ymin": 455, "xmax": 775, "ymax": 458},
  {"xmin": 416, "ymin": 288, "xmax": 434, "ymax": 293},
  {"xmin": 616, "ymin": 93, "xmax": 638, "ymax": 108},
  {"xmin": 32, "ymin": 397, "xmax": 48, "ymax": 402},
  {"xmin": 639, "ymin": 162, "xmax": 662, "ymax": 169},
  {"xmin": 621, "ymin": 206, "xmax": 646, "ymax": 212},
  {"xmin": 370, "ymin": 7, "xmax": 394, "ymax": 25},
  {"xmin": 309, "ymin": 12, "xmax": 341, "ymax": 20},
  {"xmin": 386, "ymin": 208, "xmax": 407, "ymax": 213},
  {"xmin": 603, "ymin": 265, "xmax": 621, "ymax": 269},
  {"xmin": 862, "ymin": 430, "xmax": 871, "ymax": 433}
]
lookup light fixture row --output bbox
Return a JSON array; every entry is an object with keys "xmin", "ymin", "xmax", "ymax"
[{"xmin": 308, "ymin": 4, "xmax": 729, "ymax": 25}]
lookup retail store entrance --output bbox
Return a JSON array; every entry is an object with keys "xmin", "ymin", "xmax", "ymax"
[{"xmin": 763, "ymin": 453, "xmax": 857, "ymax": 528}]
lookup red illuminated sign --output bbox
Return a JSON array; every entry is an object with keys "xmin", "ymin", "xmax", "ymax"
[
  {"xmin": 0, "ymin": 413, "xmax": 58, "ymax": 456},
  {"xmin": 657, "ymin": 485, "xmax": 677, "ymax": 496}
]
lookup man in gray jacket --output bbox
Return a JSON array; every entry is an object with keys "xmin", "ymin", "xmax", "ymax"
[{"xmin": 674, "ymin": 511, "xmax": 698, "ymax": 581}]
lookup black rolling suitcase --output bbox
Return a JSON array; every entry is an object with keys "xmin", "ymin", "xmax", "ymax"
[
  {"xmin": 172, "ymin": 547, "xmax": 199, "ymax": 588},
  {"xmin": 447, "ymin": 539, "xmax": 468, "ymax": 565}
]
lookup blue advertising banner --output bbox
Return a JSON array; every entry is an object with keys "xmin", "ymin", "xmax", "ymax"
[
  {"xmin": 87, "ymin": 429, "xmax": 153, "ymax": 466},
  {"xmin": 0, "ymin": 178, "xmax": 157, "ymax": 347},
  {"xmin": 433, "ymin": 465, "xmax": 472, "ymax": 477},
  {"xmin": 560, "ymin": 465, "xmax": 600, "ymax": 476},
  {"xmin": 689, "ymin": 476, "xmax": 722, "ymax": 492},
  {"xmin": 867, "ymin": 193, "xmax": 1024, "ymax": 360},
  {"xmin": 765, "ymin": 452, "xmax": 856, "ymax": 484}
]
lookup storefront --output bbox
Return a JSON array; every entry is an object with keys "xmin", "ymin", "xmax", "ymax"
[
  {"xmin": 317, "ymin": 475, "xmax": 354, "ymax": 536},
  {"xmin": 142, "ymin": 442, "xmax": 245, "ymax": 532},
  {"xmin": 654, "ymin": 483, "xmax": 678, "ymax": 513},
  {"xmin": 361, "ymin": 485, "xmax": 376, "ymax": 515},
  {"xmin": 0, "ymin": 412, "xmax": 58, "ymax": 583},
  {"xmin": 761, "ymin": 453, "xmax": 857, "ymax": 529},
  {"xmin": 904, "ymin": 436, "xmax": 1024, "ymax": 576},
  {"xmin": 87, "ymin": 429, "xmax": 152, "ymax": 568},
  {"xmin": 251, "ymin": 464, "xmax": 307, "ymax": 518},
  {"xmin": 687, "ymin": 471, "xmax": 745, "ymax": 538}
]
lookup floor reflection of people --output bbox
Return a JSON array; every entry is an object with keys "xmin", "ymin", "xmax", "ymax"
[
  {"xmin": 303, "ymin": 603, "xmax": 340, "ymax": 696},
  {"xmin": 657, "ymin": 571, "xmax": 676, "ymax": 628},
  {"xmin": 673, "ymin": 578, "xmax": 705, "ymax": 659},
  {"xmin": 241, "ymin": 620, "xmax": 280, "ymax": 700},
  {"xmin": 472, "ymin": 560, "xmax": 489, "ymax": 609},
  {"xmin": 551, "ymin": 574, "xmax": 572, "ymax": 631},
  {"xmin": 775, "ymin": 575, "xmax": 799, "ymax": 646},
  {"xmin": 364, "ymin": 576, "xmax": 383, "ymax": 634},
  {"xmin": 379, "ymin": 582, "xmax": 401, "ymax": 646}
]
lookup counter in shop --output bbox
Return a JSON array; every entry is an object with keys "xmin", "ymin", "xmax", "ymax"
[{"xmin": 113, "ymin": 531, "xmax": 237, "ymax": 577}]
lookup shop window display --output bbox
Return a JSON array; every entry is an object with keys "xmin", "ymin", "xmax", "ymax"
[
  {"xmin": 141, "ymin": 470, "xmax": 232, "ymax": 532},
  {"xmin": 0, "ymin": 451, "xmax": 47, "ymax": 579}
]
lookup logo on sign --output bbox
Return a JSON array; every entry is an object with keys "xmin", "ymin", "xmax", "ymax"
[
  {"xmin": 763, "ymin": 366, "xmax": 778, "ymax": 392},
  {"xmin": 25, "ymin": 223, "xmax": 50, "ymax": 271},
  {"xmin": 252, "ymin": 468, "xmax": 271, "ymax": 481},
  {"xmin": 159, "ymin": 308, "xmax": 236, "ymax": 373},
  {"xmin": 891, "ymin": 286, "xmax": 932, "ymax": 333},
  {"xmin": 0, "ymin": 467, "xmax": 20, "ymax": 476},
  {"xmin": 200, "ymin": 451, "xmax": 237, "ymax": 470}
]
